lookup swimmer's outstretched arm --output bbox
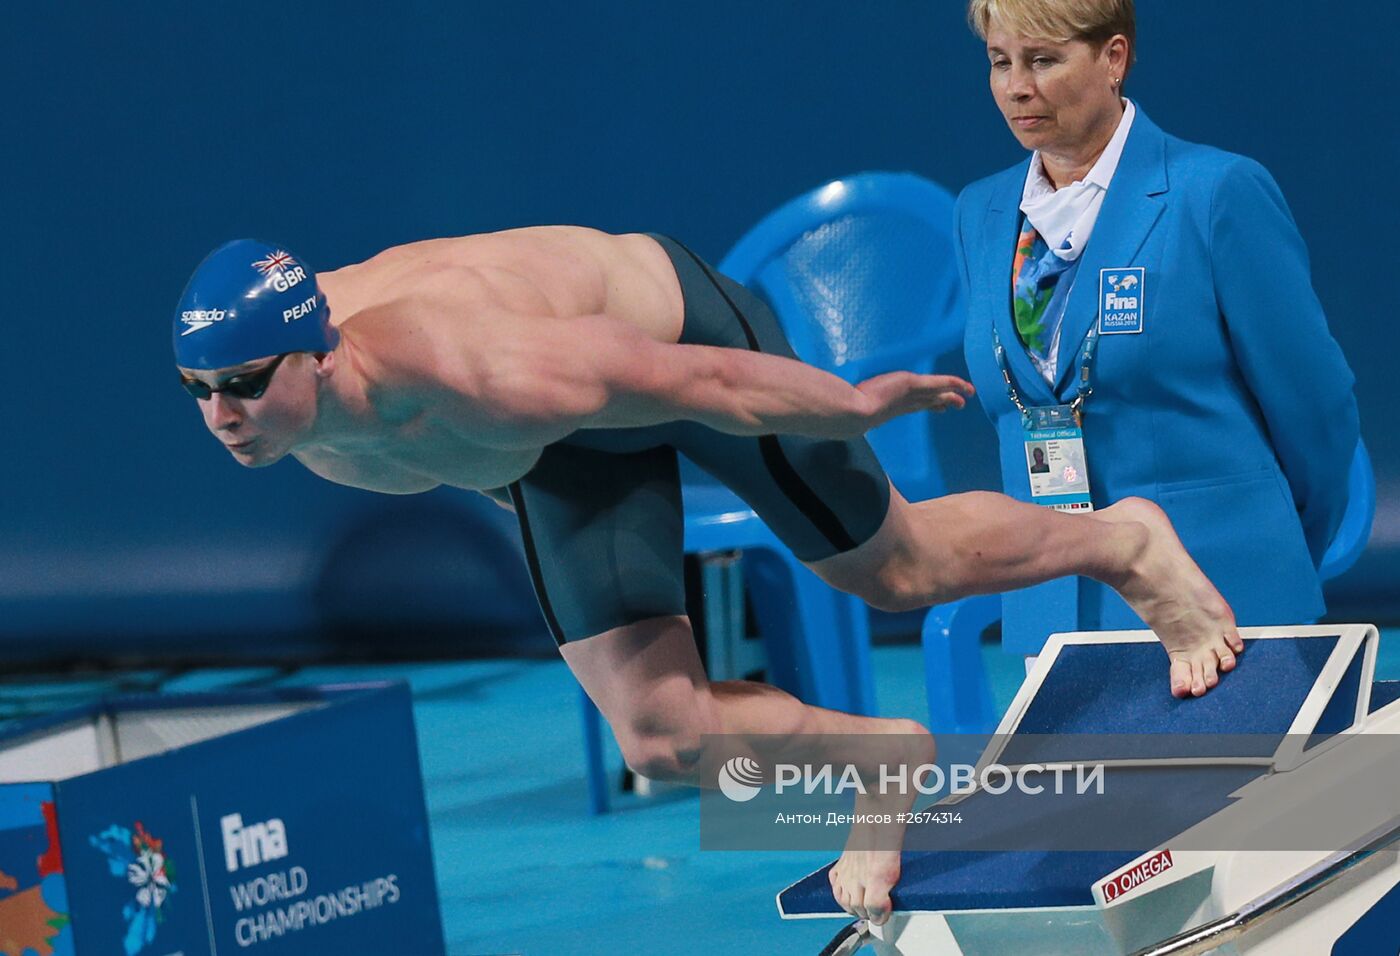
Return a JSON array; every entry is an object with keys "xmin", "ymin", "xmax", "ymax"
[{"xmin": 454, "ymin": 313, "xmax": 973, "ymax": 446}]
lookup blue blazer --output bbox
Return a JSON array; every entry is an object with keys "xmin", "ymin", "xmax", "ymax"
[{"xmin": 955, "ymin": 108, "xmax": 1359, "ymax": 655}]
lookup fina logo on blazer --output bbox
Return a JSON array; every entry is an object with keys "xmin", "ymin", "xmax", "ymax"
[{"xmin": 1098, "ymin": 267, "xmax": 1145, "ymax": 334}]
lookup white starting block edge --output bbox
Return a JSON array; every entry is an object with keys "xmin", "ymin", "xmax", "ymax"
[{"xmin": 776, "ymin": 624, "xmax": 1398, "ymax": 942}]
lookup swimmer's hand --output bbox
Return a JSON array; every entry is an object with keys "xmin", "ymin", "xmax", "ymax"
[{"xmin": 853, "ymin": 373, "xmax": 974, "ymax": 429}]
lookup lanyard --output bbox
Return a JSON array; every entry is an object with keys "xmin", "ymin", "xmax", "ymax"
[{"xmin": 993, "ymin": 323, "xmax": 1100, "ymax": 421}]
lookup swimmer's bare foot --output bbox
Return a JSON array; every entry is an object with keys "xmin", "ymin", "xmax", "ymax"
[
  {"xmin": 827, "ymin": 725, "xmax": 935, "ymax": 926},
  {"xmin": 830, "ymin": 845, "xmax": 902, "ymax": 928},
  {"xmin": 1096, "ymin": 497, "xmax": 1245, "ymax": 698}
]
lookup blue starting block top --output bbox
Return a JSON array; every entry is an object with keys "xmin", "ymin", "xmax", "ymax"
[
  {"xmin": 780, "ymin": 763, "xmax": 1267, "ymax": 915},
  {"xmin": 779, "ymin": 627, "xmax": 1386, "ymax": 918},
  {"xmin": 1017, "ymin": 636, "xmax": 1338, "ymax": 735}
]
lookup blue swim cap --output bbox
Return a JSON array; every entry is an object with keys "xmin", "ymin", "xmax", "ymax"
[{"xmin": 173, "ymin": 239, "xmax": 339, "ymax": 370}]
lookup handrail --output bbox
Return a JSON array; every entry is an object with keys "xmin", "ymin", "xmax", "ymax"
[
  {"xmin": 818, "ymin": 919, "xmax": 868, "ymax": 956},
  {"xmin": 1128, "ymin": 814, "xmax": 1400, "ymax": 956}
]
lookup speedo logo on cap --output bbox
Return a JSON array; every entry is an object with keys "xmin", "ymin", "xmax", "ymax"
[
  {"xmin": 180, "ymin": 308, "xmax": 226, "ymax": 335},
  {"xmin": 253, "ymin": 249, "xmax": 309, "ymax": 294}
]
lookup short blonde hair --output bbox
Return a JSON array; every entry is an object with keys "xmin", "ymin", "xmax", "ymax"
[{"xmin": 968, "ymin": 0, "xmax": 1136, "ymax": 72}]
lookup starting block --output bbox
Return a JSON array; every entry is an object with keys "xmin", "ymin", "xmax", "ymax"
[
  {"xmin": 0, "ymin": 681, "xmax": 445, "ymax": 956},
  {"xmin": 779, "ymin": 626, "xmax": 1400, "ymax": 955}
]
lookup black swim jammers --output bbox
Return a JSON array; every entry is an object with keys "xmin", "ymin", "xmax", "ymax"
[{"xmin": 505, "ymin": 235, "xmax": 891, "ymax": 644}]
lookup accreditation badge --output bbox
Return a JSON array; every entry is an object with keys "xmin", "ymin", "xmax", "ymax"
[
  {"xmin": 1098, "ymin": 267, "xmax": 1145, "ymax": 334},
  {"xmin": 1022, "ymin": 405, "xmax": 1093, "ymax": 512}
]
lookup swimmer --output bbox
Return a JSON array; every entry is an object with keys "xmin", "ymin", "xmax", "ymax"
[{"xmin": 172, "ymin": 229, "xmax": 1243, "ymax": 925}]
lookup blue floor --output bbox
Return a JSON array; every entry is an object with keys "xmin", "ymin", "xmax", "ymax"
[{"xmin": 3, "ymin": 630, "xmax": 1397, "ymax": 955}]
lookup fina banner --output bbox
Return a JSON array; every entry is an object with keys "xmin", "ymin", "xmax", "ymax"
[{"xmin": 1, "ymin": 683, "xmax": 445, "ymax": 956}]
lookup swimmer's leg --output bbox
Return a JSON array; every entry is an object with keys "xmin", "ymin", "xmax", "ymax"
[
  {"xmin": 558, "ymin": 613, "xmax": 931, "ymax": 926},
  {"xmin": 807, "ymin": 483, "xmax": 1244, "ymax": 698},
  {"xmin": 510, "ymin": 439, "xmax": 927, "ymax": 923}
]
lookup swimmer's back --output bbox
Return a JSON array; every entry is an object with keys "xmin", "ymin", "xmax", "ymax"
[{"xmin": 319, "ymin": 227, "xmax": 685, "ymax": 344}]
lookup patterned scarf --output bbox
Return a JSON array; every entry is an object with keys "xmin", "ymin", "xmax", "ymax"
[{"xmin": 1011, "ymin": 225, "xmax": 1077, "ymax": 361}]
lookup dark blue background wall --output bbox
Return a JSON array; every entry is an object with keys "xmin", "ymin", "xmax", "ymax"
[{"xmin": 3, "ymin": 2, "xmax": 1395, "ymax": 655}]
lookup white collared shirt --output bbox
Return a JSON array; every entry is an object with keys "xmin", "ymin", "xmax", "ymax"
[{"xmin": 1020, "ymin": 98, "xmax": 1136, "ymax": 264}]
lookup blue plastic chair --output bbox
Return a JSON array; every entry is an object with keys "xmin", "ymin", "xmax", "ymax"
[
  {"xmin": 921, "ymin": 438, "xmax": 1378, "ymax": 735},
  {"xmin": 578, "ymin": 172, "xmax": 967, "ymax": 812}
]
